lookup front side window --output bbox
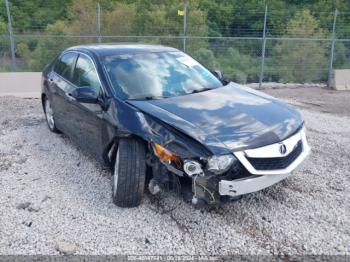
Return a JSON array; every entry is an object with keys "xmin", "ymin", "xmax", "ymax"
[
  {"xmin": 72, "ymin": 54, "xmax": 101, "ymax": 93},
  {"xmin": 54, "ymin": 52, "xmax": 77, "ymax": 81},
  {"xmin": 103, "ymin": 51, "xmax": 223, "ymax": 100}
]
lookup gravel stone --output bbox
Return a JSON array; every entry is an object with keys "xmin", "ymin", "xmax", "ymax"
[
  {"xmin": 16, "ymin": 202, "xmax": 31, "ymax": 210},
  {"xmin": 22, "ymin": 221, "xmax": 33, "ymax": 227},
  {"xmin": 27, "ymin": 205, "xmax": 41, "ymax": 212},
  {"xmin": 0, "ymin": 88, "xmax": 349, "ymax": 255},
  {"xmin": 55, "ymin": 241, "xmax": 77, "ymax": 255}
]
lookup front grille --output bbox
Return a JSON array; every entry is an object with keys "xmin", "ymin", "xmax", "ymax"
[{"xmin": 246, "ymin": 140, "xmax": 303, "ymax": 170}]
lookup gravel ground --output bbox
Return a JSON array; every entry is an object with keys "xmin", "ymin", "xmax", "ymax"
[
  {"xmin": 264, "ymin": 86, "xmax": 350, "ymax": 117},
  {"xmin": 0, "ymin": 87, "xmax": 349, "ymax": 255}
]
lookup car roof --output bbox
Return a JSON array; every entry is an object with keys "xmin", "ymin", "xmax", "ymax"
[{"xmin": 66, "ymin": 43, "xmax": 180, "ymax": 57}]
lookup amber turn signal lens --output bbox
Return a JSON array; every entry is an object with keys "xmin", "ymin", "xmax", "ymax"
[{"xmin": 152, "ymin": 143, "xmax": 179, "ymax": 162}]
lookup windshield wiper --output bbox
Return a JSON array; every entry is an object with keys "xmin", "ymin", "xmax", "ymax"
[
  {"xmin": 144, "ymin": 96, "xmax": 169, "ymax": 100},
  {"xmin": 129, "ymin": 95, "xmax": 169, "ymax": 101},
  {"xmin": 190, "ymin": 87, "xmax": 213, "ymax": 94}
]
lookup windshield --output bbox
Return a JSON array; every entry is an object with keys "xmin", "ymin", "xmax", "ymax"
[{"xmin": 103, "ymin": 51, "xmax": 223, "ymax": 100}]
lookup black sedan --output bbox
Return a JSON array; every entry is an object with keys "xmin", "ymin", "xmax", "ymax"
[{"xmin": 41, "ymin": 44, "xmax": 310, "ymax": 208}]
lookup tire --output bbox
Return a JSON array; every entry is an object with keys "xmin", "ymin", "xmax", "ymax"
[
  {"xmin": 112, "ymin": 138, "xmax": 146, "ymax": 207},
  {"xmin": 44, "ymin": 97, "xmax": 60, "ymax": 133}
]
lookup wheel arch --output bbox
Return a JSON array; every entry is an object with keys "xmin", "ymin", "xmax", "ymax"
[
  {"xmin": 41, "ymin": 93, "xmax": 47, "ymax": 112},
  {"xmin": 103, "ymin": 133, "xmax": 150, "ymax": 169}
]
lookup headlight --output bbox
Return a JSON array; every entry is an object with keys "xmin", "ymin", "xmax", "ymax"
[
  {"xmin": 207, "ymin": 154, "xmax": 236, "ymax": 174},
  {"xmin": 183, "ymin": 160, "xmax": 204, "ymax": 177}
]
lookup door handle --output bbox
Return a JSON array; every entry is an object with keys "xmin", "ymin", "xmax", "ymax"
[{"xmin": 65, "ymin": 92, "xmax": 76, "ymax": 101}]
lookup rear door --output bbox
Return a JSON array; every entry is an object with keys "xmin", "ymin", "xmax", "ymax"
[{"xmin": 49, "ymin": 52, "xmax": 78, "ymax": 133}]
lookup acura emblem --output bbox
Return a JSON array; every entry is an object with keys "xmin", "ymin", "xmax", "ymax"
[{"xmin": 279, "ymin": 144, "xmax": 287, "ymax": 155}]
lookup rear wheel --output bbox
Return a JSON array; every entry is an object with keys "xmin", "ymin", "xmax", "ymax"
[
  {"xmin": 112, "ymin": 138, "xmax": 146, "ymax": 207},
  {"xmin": 44, "ymin": 97, "xmax": 60, "ymax": 133}
]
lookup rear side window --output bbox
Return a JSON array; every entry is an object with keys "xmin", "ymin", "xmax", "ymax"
[
  {"xmin": 72, "ymin": 54, "xmax": 101, "ymax": 93},
  {"xmin": 54, "ymin": 52, "xmax": 77, "ymax": 81}
]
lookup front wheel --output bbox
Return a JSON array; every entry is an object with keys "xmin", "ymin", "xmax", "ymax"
[{"xmin": 112, "ymin": 138, "xmax": 146, "ymax": 207}]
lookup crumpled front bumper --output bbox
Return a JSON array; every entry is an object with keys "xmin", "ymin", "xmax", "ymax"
[
  {"xmin": 218, "ymin": 128, "xmax": 310, "ymax": 197},
  {"xmin": 219, "ymin": 172, "xmax": 292, "ymax": 197}
]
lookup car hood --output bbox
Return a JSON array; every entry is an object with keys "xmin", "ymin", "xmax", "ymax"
[{"xmin": 127, "ymin": 83, "xmax": 303, "ymax": 154}]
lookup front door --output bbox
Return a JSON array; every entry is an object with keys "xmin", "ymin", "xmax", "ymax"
[{"xmin": 67, "ymin": 53, "xmax": 105, "ymax": 159}]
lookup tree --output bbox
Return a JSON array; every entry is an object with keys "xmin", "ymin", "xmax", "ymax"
[
  {"xmin": 2, "ymin": 0, "xmax": 350, "ymax": 77},
  {"xmin": 17, "ymin": 21, "xmax": 71, "ymax": 70},
  {"xmin": 102, "ymin": 3, "xmax": 136, "ymax": 36},
  {"xmin": 192, "ymin": 47, "xmax": 217, "ymax": 69},
  {"xmin": 1, "ymin": 0, "xmax": 71, "ymax": 33},
  {"xmin": 0, "ymin": 20, "xmax": 11, "ymax": 71},
  {"xmin": 69, "ymin": 0, "xmax": 98, "ymax": 36},
  {"xmin": 129, "ymin": 0, "xmax": 208, "ymax": 51},
  {"xmin": 216, "ymin": 47, "xmax": 260, "ymax": 83},
  {"xmin": 273, "ymin": 10, "xmax": 328, "ymax": 82}
]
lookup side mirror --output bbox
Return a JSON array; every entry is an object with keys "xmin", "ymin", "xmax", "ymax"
[
  {"xmin": 71, "ymin": 87, "xmax": 99, "ymax": 104},
  {"xmin": 213, "ymin": 70, "xmax": 223, "ymax": 80}
]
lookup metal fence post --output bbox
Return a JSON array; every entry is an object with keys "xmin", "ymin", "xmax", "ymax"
[
  {"xmin": 97, "ymin": 2, "xmax": 101, "ymax": 43},
  {"xmin": 183, "ymin": 2, "xmax": 188, "ymax": 52},
  {"xmin": 328, "ymin": 9, "xmax": 338, "ymax": 88},
  {"xmin": 258, "ymin": 5, "xmax": 268, "ymax": 89},
  {"xmin": 4, "ymin": 0, "xmax": 16, "ymax": 71}
]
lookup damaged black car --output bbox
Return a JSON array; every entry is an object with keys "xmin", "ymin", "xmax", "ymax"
[{"xmin": 41, "ymin": 44, "xmax": 311, "ymax": 208}]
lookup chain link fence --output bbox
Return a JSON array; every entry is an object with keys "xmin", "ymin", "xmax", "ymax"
[{"xmin": 1, "ymin": 0, "xmax": 350, "ymax": 87}]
